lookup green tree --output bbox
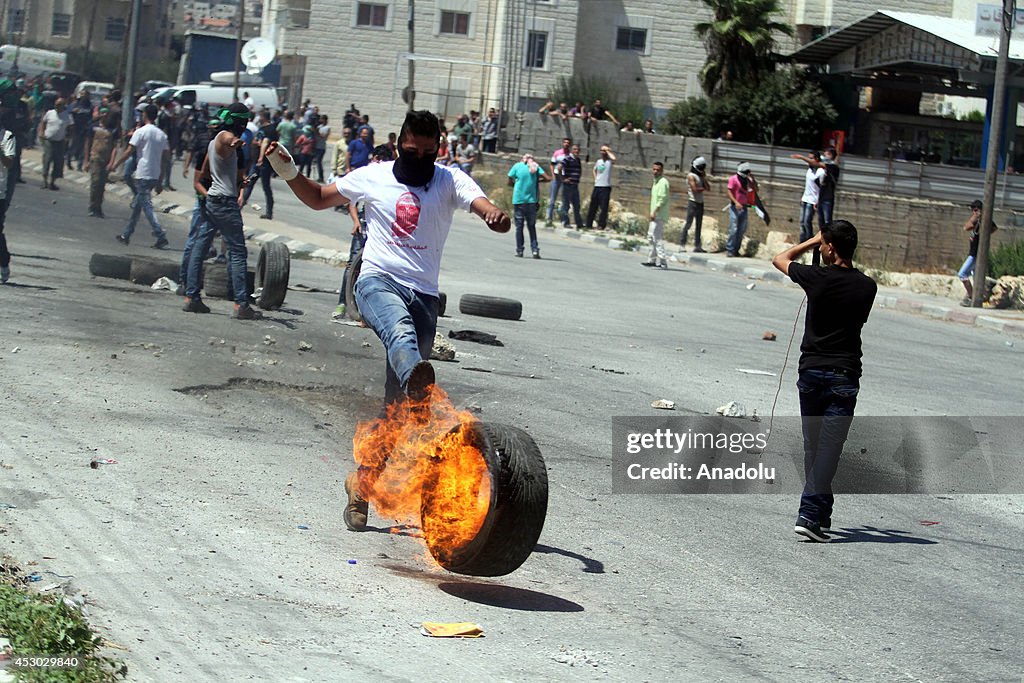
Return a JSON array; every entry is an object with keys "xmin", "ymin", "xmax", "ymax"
[{"xmin": 695, "ymin": 0, "xmax": 794, "ymax": 96}]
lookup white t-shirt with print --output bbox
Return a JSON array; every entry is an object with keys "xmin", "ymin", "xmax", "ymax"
[
  {"xmin": 801, "ymin": 167, "xmax": 826, "ymax": 205},
  {"xmin": 129, "ymin": 123, "xmax": 170, "ymax": 181},
  {"xmin": 0, "ymin": 130, "xmax": 15, "ymax": 199},
  {"xmin": 335, "ymin": 162, "xmax": 486, "ymax": 296},
  {"xmin": 593, "ymin": 158, "xmax": 613, "ymax": 187}
]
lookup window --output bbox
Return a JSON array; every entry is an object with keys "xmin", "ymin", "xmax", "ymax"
[
  {"xmin": 525, "ymin": 30, "xmax": 547, "ymax": 69},
  {"xmin": 439, "ymin": 10, "xmax": 469, "ymax": 35},
  {"xmin": 288, "ymin": 0, "xmax": 311, "ymax": 28},
  {"xmin": 105, "ymin": 17, "xmax": 126, "ymax": 42},
  {"xmin": 7, "ymin": 8, "xmax": 24, "ymax": 34},
  {"xmin": 616, "ymin": 26, "xmax": 646, "ymax": 52},
  {"xmin": 356, "ymin": 2, "xmax": 388, "ymax": 27},
  {"xmin": 52, "ymin": 12, "xmax": 72, "ymax": 37}
]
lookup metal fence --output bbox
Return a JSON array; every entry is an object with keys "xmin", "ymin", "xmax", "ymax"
[{"xmin": 713, "ymin": 141, "xmax": 1024, "ymax": 211}]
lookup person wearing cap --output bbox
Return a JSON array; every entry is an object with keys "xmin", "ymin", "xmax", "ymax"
[
  {"xmin": 725, "ymin": 161, "xmax": 757, "ymax": 257},
  {"xmin": 182, "ymin": 103, "xmax": 259, "ymax": 320},
  {"xmin": 680, "ymin": 156, "xmax": 709, "ymax": 252},
  {"xmin": 0, "ymin": 80, "xmax": 19, "ymax": 283},
  {"xmin": 108, "ymin": 103, "xmax": 170, "ymax": 248}
]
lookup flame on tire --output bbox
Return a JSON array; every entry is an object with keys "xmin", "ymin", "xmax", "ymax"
[{"xmin": 352, "ymin": 385, "xmax": 490, "ymax": 559}]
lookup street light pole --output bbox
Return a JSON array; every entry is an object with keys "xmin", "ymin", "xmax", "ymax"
[
  {"xmin": 233, "ymin": 0, "xmax": 245, "ymax": 103},
  {"xmin": 121, "ymin": 0, "xmax": 143, "ymax": 134},
  {"xmin": 974, "ymin": 0, "xmax": 1014, "ymax": 307}
]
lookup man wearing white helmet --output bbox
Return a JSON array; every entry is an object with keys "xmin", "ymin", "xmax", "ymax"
[
  {"xmin": 680, "ymin": 156, "xmax": 709, "ymax": 252},
  {"xmin": 725, "ymin": 161, "xmax": 757, "ymax": 257}
]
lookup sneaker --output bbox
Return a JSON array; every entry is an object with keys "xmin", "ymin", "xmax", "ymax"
[
  {"xmin": 343, "ymin": 472, "xmax": 368, "ymax": 531},
  {"xmin": 959, "ymin": 297, "xmax": 972, "ymax": 307},
  {"xmin": 515, "ymin": 251, "xmax": 523, "ymax": 258},
  {"xmin": 115, "ymin": 234, "xmax": 130, "ymax": 246},
  {"xmin": 821, "ymin": 519, "xmax": 832, "ymax": 534},
  {"xmin": 1, "ymin": 266, "xmax": 9, "ymax": 284},
  {"xmin": 174, "ymin": 284, "xmax": 185, "ymax": 296},
  {"xmin": 658, "ymin": 261, "xmax": 668, "ymax": 270},
  {"xmin": 405, "ymin": 360, "xmax": 435, "ymax": 401},
  {"xmin": 259, "ymin": 214, "xmax": 272, "ymax": 220},
  {"xmin": 641, "ymin": 261, "xmax": 656, "ymax": 267},
  {"xmin": 331, "ymin": 304, "xmax": 346, "ymax": 321},
  {"xmin": 182, "ymin": 297, "xmax": 211, "ymax": 313},
  {"xmin": 533, "ymin": 251, "xmax": 541, "ymax": 259},
  {"xmin": 153, "ymin": 236, "xmax": 169, "ymax": 250},
  {"xmin": 214, "ymin": 254, "xmax": 227, "ymax": 264},
  {"xmin": 794, "ymin": 516, "xmax": 831, "ymax": 543},
  {"xmin": 232, "ymin": 303, "xmax": 261, "ymax": 320},
  {"xmin": 726, "ymin": 252, "xmax": 737, "ymax": 258},
  {"xmin": 693, "ymin": 247, "xmax": 706, "ymax": 253},
  {"xmin": 49, "ymin": 184, "xmax": 59, "ymax": 191},
  {"xmin": 88, "ymin": 210, "xmax": 105, "ymax": 218}
]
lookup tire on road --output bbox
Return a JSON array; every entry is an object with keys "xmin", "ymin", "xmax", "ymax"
[
  {"xmin": 129, "ymin": 257, "xmax": 180, "ymax": 286},
  {"xmin": 256, "ymin": 241, "xmax": 290, "ymax": 309},
  {"xmin": 344, "ymin": 250, "xmax": 363, "ymax": 322},
  {"xmin": 458, "ymin": 294, "xmax": 522, "ymax": 321},
  {"xmin": 89, "ymin": 253, "xmax": 133, "ymax": 281},
  {"xmin": 204, "ymin": 263, "xmax": 256, "ymax": 300},
  {"xmin": 438, "ymin": 291, "xmax": 447, "ymax": 317},
  {"xmin": 421, "ymin": 421, "xmax": 548, "ymax": 577}
]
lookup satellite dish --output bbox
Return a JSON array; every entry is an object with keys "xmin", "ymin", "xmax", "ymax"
[{"xmin": 241, "ymin": 37, "xmax": 276, "ymax": 75}]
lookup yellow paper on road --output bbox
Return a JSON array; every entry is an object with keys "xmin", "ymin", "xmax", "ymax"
[{"xmin": 420, "ymin": 622, "xmax": 485, "ymax": 638}]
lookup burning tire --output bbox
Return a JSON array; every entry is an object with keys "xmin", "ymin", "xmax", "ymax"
[
  {"xmin": 459, "ymin": 294, "xmax": 522, "ymax": 321},
  {"xmin": 421, "ymin": 421, "xmax": 548, "ymax": 577}
]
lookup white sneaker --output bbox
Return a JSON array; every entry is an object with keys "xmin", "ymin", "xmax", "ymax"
[{"xmin": 0, "ymin": 266, "xmax": 9, "ymax": 283}]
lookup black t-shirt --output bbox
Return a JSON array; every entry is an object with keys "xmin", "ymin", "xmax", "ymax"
[
  {"xmin": 590, "ymin": 104, "xmax": 607, "ymax": 121},
  {"xmin": 968, "ymin": 216, "xmax": 980, "ymax": 257},
  {"xmin": 819, "ymin": 162, "xmax": 840, "ymax": 202},
  {"xmin": 788, "ymin": 263, "xmax": 877, "ymax": 377},
  {"xmin": 257, "ymin": 123, "xmax": 278, "ymax": 144}
]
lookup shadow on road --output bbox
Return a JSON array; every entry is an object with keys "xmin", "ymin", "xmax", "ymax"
[
  {"xmin": 437, "ymin": 581, "xmax": 584, "ymax": 612},
  {"xmin": 826, "ymin": 526, "xmax": 938, "ymax": 544},
  {"xmin": 533, "ymin": 544, "xmax": 605, "ymax": 573},
  {"xmin": 11, "ymin": 253, "xmax": 61, "ymax": 261},
  {"xmin": 1, "ymin": 282, "xmax": 57, "ymax": 291}
]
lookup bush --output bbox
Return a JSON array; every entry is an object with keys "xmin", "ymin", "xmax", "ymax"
[
  {"xmin": 988, "ymin": 239, "xmax": 1024, "ymax": 277},
  {"xmin": 663, "ymin": 69, "xmax": 836, "ymax": 148}
]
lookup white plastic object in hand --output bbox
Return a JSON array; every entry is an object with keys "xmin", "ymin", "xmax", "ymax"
[{"xmin": 268, "ymin": 144, "xmax": 298, "ymax": 181}]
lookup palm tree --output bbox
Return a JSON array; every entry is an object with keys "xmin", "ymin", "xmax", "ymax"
[{"xmin": 695, "ymin": 0, "xmax": 794, "ymax": 96}]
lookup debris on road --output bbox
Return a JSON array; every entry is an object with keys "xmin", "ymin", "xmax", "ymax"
[
  {"xmin": 651, "ymin": 399, "xmax": 676, "ymax": 410},
  {"xmin": 263, "ymin": 335, "xmax": 276, "ymax": 345},
  {"xmin": 591, "ymin": 365, "xmax": 626, "ymax": 375},
  {"xmin": 746, "ymin": 283, "xmax": 757, "ymax": 290},
  {"xmin": 347, "ymin": 559, "xmax": 357, "ymax": 565},
  {"xmin": 297, "ymin": 525, "xmax": 309, "ymax": 530},
  {"xmin": 361, "ymin": 342, "xmax": 371, "ymax": 348},
  {"xmin": 716, "ymin": 401, "xmax": 747, "ymax": 418},
  {"xmin": 150, "ymin": 276, "xmax": 178, "ymax": 291},
  {"xmin": 449, "ymin": 330, "xmax": 504, "ymax": 346},
  {"xmin": 420, "ymin": 622, "xmax": 485, "ymax": 638},
  {"xmin": 919, "ymin": 520, "xmax": 940, "ymax": 526},
  {"xmin": 762, "ymin": 331, "xmax": 777, "ymax": 341},
  {"xmin": 431, "ymin": 333, "xmax": 456, "ymax": 361},
  {"xmin": 89, "ymin": 458, "xmax": 119, "ymax": 468},
  {"xmin": 11, "ymin": 347, "xmax": 19, "ymax": 353},
  {"xmin": 736, "ymin": 368, "xmax": 777, "ymax": 377},
  {"xmin": 298, "ymin": 341, "xmax": 313, "ymax": 352}
]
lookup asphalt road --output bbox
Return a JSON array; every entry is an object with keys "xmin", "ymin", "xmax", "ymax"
[{"xmin": 0, "ymin": 169, "xmax": 1022, "ymax": 682}]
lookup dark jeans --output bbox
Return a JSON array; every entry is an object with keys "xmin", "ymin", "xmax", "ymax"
[
  {"xmin": 42, "ymin": 139, "xmax": 66, "ymax": 183},
  {"xmin": 259, "ymin": 162, "xmax": 274, "ymax": 217},
  {"xmin": 339, "ymin": 229, "xmax": 366, "ymax": 304},
  {"xmin": 560, "ymin": 182, "xmax": 582, "ymax": 228},
  {"xmin": 797, "ymin": 368, "xmax": 859, "ymax": 525},
  {"xmin": 354, "ymin": 273, "xmax": 439, "ymax": 406},
  {"xmin": 514, "ymin": 202, "xmax": 539, "ymax": 254},
  {"xmin": 121, "ymin": 178, "xmax": 166, "ymax": 240},
  {"xmin": 68, "ymin": 128, "xmax": 86, "ymax": 170},
  {"xmin": 297, "ymin": 153, "xmax": 312, "ymax": 177},
  {"xmin": 799, "ymin": 201, "xmax": 816, "ymax": 242},
  {"xmin": 187, "ymin": 196, "xmax": 248, "ymax": 305},
  {"xmin": 482, "ymin": 138, "xmax": 496, "ymax": 153},
  {"xmin": 585, "ymin": 185, "xmax": 611, "ymax": 229},
  {"xmin": 681, "ymin": 200, "xmax": 704, "ymax": 248},
  {"xmin": 0, "ymin": 196, "xmax": 9, "ymax": 268},
  {"xmin": 818, "ymin": 199, "xmax": 834, "ymax": 228},
  {"xmin": 179, "ymin": 199, "xmax": 209, "ymax": 289},
  {"xmin": 313, "ymin": 148, "xmax": 326, "ymax": 182}
]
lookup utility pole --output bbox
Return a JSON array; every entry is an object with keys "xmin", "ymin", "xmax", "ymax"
[
  {"xmin": 233, "ymin": 0, "xmax": 246, "ymax": 102},
  {"xmin": 122, "ymin": 0, "xmax": 143, "ymax": 134},
  {"xmin": 974, "ymin": 0, "xmax": 1013, "ymax": 307},
  {"xmin": 83, "ymin": 0, "xmax": 102, "ymax": 78},
  {"xmin": 407, "ymin": 0, "xmax": 415, "ymax": 110}
]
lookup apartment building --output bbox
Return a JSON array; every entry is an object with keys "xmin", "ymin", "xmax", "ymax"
[{"xmin": 183, "ymin": 0, "xmax": 262, "ymax": 36}]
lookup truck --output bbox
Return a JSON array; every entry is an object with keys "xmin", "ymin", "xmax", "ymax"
[{"xmin": 0, "ymin": 45, "xmax": 67, "ymax": 79}]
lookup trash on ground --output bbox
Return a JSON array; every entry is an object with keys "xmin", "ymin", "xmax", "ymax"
[
  {"xmin": 449, "ymin": 330, "xmax": 504, "ymax": 346},
  {"xmin": 431, "ymin": 333, "xmax": 456, "ymax": 361},
  {"xmin": 298, "ymin": 341, "xmax": 313, "ymax": 352},
  {"xmin": 150, "ymin": 276, "xmax": 178, "ymax": 291},
  {"xmin": 361, "ymin": 342, "xmax": 372, "ymax": 348},
  {"xmin": 11, "ymin": 347, "xmax": 19, "ymax": 353},
  {"xmin": 919, "ymin": 520, "xmax": 940, "ymax": 526},
  {"xmin": 716, "ymin": 401, "xmax": 747, "ymax": 418},
  {"xmin": 736, "ymin": 368, "xmax": 777, "ymax": 376},
  {"xmin": 592, "ymin": 365, "xmax": 626, "ymax": 375},
  {"xmin": 420, "ymin": 622, "xmax": 485, "ymax": 638},
  {"xmin": 0, "ymin": 503, "xmax": 16, "ymax": 509},
  {"xmin": 746, "ymin": 283, "xmax": 756, "ymax": 290},
  {"xmin": 297, "ymin": 524, "xmax": 309, "ymax": 530},
  {"xmin": 651, "ymin": 399, "xmax": 676, "ymax": 410},
  {"xmin": 347, "ymin": 559, "xmax": 357, "ymax": 565},
  {"xmin": 263, "ymin": 335, "xmax": 276, "ymax": 345},
  {"xmin": 89, "ymin": 458, "xmax": 119, "ymax": 468},
  {"xmin": 762, "ymin": 331, "xmax": 777, "ymax": 341},
  {"xmin": 288, "ymin": 283, "xmax": 332, "ymax": 293}
]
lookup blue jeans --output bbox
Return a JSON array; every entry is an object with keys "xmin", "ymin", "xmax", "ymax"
[
  {"xmin": 546, "ymin": 176, "xmax": 562, "ymax": 221},
  {"xmin": 725, "ymin": 205, "xmax": 748, "ymax": 255},
  {"xmin": 681, "ymin": 200, "xmax": 704, "ymax": 248},
  {"xmin": 339, "ymin": 229, "xmax": 366, "ymax": 304},
  {"xmin": 796, "ymin": 368, "xmax": 859, "ymax": 525},
  {"xmin": 178, "ymin": 199, "xmax": 208, "ymax": 289},
  {"xmin": 186, "ymin": 196, "xmax": 248, "ymax": 305},
  {"xmin": 817, "ymin": 199, "xmax": 834, "ymax": 228},
  {"xmin": 121, "ymin": 178, "xmax": 166, "ymax": 240},
  {"xmin": 514, "ymin": 203, "xmax": 539, "ymax": 254},
  {"xmin": 560, "ymin": 182, "xmax": 582, "ymax": 228},
  {"xmin": 354, "ymin": 273, "xmax": 439, "ymax": 406},
  {"xmin": 799, "ymin": 201, "xmax": 816, "ymax": 242}
]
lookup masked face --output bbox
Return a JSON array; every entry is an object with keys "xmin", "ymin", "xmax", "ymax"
[{"xmin": 393, "ymin": 132, "xmax": 438, "ymax": 187}]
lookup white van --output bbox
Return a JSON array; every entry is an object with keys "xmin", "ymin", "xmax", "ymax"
[
  {"xmin": 171, "ymin": 84, "xmax": 279, "ymax": 112},
  {"xmin": 0, "ymin": 45, "xmax": 67, "ymax": 79},
  {"xmin": 74, "ymin": 81, "xmax": 114, "ymax": 99}
]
